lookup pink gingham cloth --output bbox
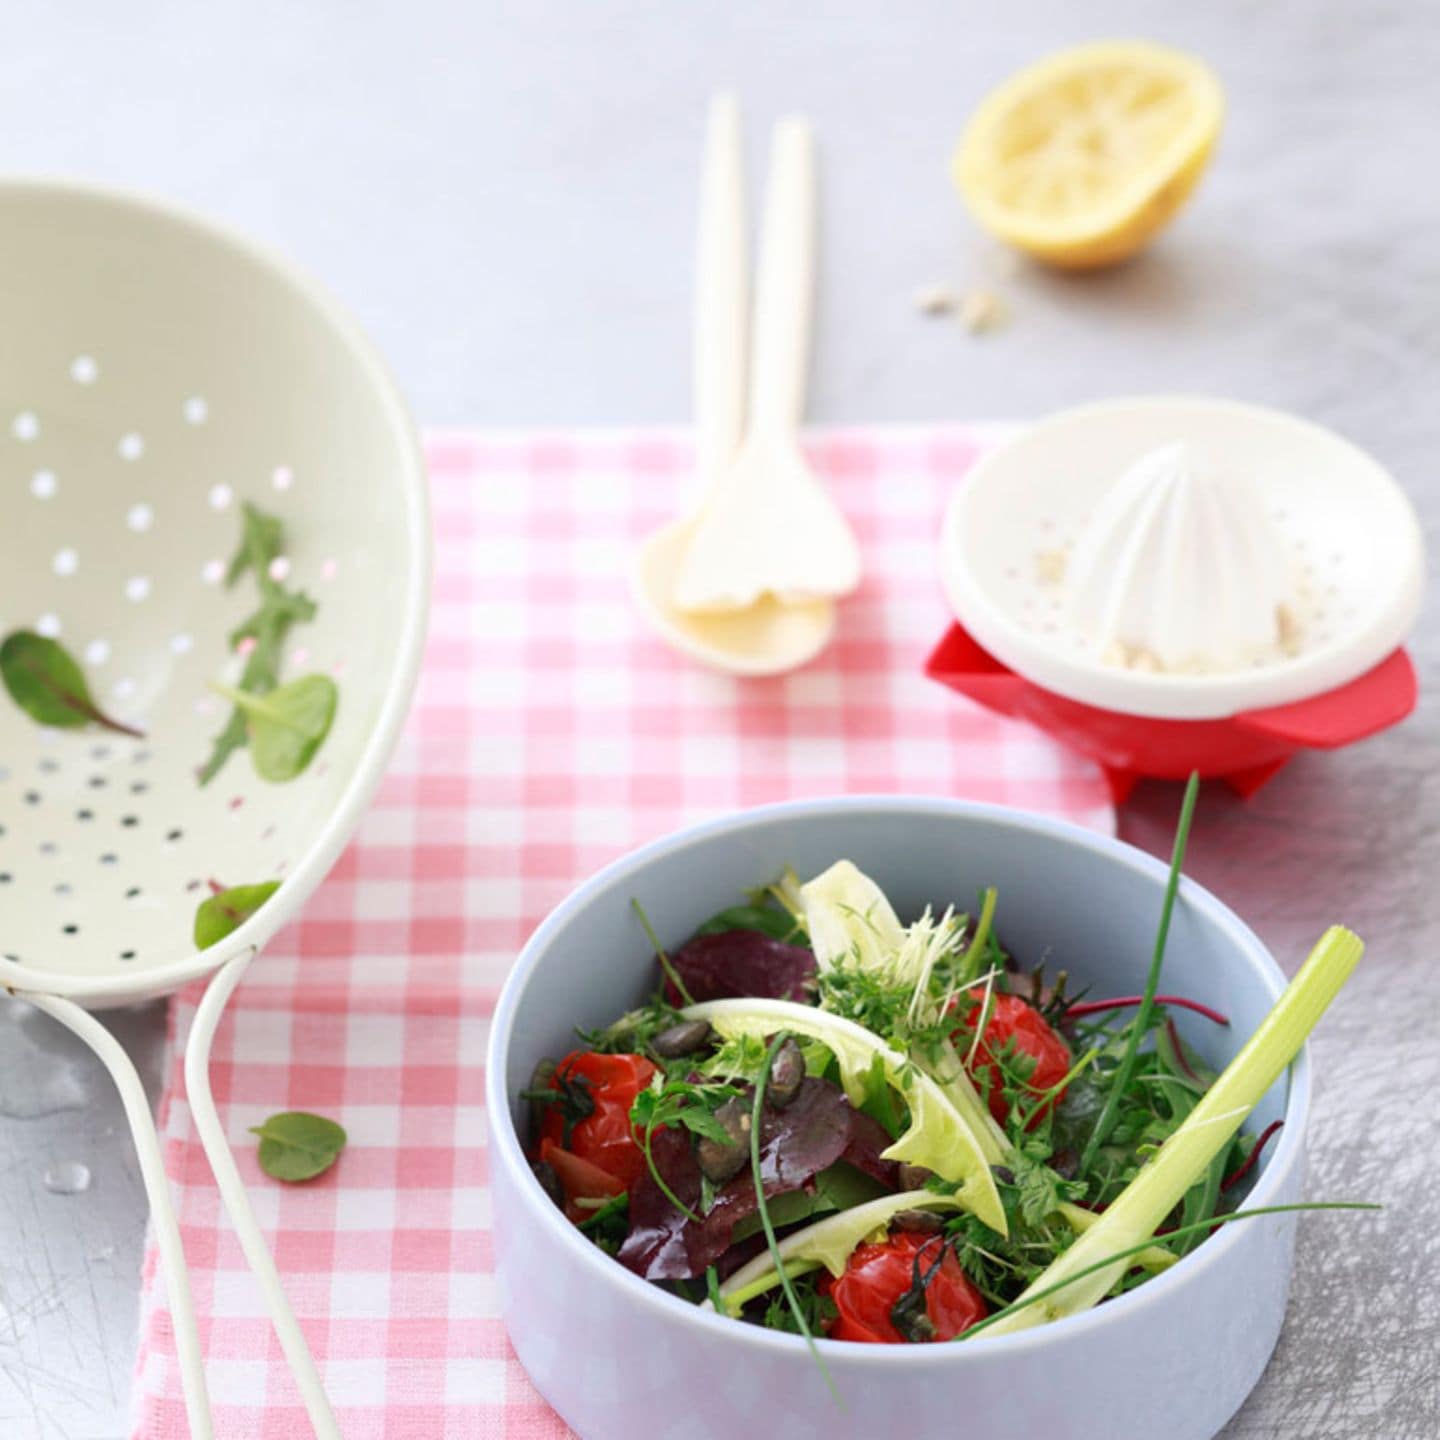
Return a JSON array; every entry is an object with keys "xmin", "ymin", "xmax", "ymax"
[{"xmin": 132, "ymin": 428, "xmax": 1111, "ymax": 1438}]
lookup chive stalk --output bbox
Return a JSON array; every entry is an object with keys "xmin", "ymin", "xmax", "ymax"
[
  {"xmin": 981, "ymin": 924, "xmax": 1364, "ymax": 1336},
  {"xmin": 1079, "ymin": 771, "xmax": 1200, "ymax": 1177}
]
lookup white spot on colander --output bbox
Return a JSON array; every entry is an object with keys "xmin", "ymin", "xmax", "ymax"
[
  {"xmin": 30, "ymin": 470, "xmax": 57, "ymax": 499},
  {"xmin": 124, "ymin": 576, "xmax": 151, "ymax": 603},
  {"xmin": 267, "ymin": 557, "xmax": 290, "ymax": 582},
  {"xmin": 209, "ymin": 484, "xmax": 233, "ymax": 511},
  {"xmin": 36, "ymin": 613, "xmax": 62, "ymax": 638},
  {"xmin": 183, "ymin": 396, "xmax": 208, "ymax": 425},
  {"xmin": 272, "ymin": 466, "xmax": 294, "ymax": 492},
  {"xmin": 127, "ymin": 503, "xmax": 154, "ymax": 533},
  {"xmin": 112, "ymin": 677, "xmax": 136, "ymax": 700},
  {"xmin": 201, "ymin": 559, "xmax": 225, "ymax": 585},
  {"xmin": 118, "ymin": 433, "xmax": 144, "ymax": 461},
  {"xmin": 52, "ymin": 549, "xmax": 78, "ymax": 577},
  {"xmin": 85, "ymin": 639, "xmax": 111, "ymax": 666},
  {"xmin": 170, "ymin": 633, "xmax": 194, "ymax": 655},
  {"xmin": 70, "ymin": 355, "xmax": 99, "ymax": 385},
  {"xmin": 12, "ymin": 412, "xmax": 39, "ymax": 441}
]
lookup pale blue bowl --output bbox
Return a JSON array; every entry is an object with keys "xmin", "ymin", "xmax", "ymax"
[{"xmin": 486, "ymin": 798, "xmax": 1307, "ymax": 1440}]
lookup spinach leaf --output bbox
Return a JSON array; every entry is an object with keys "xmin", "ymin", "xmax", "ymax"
[
  {"xmin": 250, "ymin": 1111, "xmax": 347, "ymax": 1182},
  {"xmin": 0, "ymin": 631, "xmax": 145, "ymax": 738},
  {"xmin": 194, "ymin": 880, "xmax": 281, "ymax": 948},
  {"xmin": 212, "ymin": 674, "xmax": 337, "ymax": 782}
]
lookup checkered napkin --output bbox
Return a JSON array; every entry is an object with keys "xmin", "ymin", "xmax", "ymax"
[{"xmin": 131, "ymin": 428, "xmax": 1111, "ymax": 1438}]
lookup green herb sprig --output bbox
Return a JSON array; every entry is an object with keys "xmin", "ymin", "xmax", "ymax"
[{"xmin": 200, "ymin": 501, "xmax": 328, "ymax": 785}]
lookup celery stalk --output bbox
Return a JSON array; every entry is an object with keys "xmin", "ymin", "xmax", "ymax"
[{"xmin": 981, "ymin": 925, "xmax": 1363, "ymax": 1336}]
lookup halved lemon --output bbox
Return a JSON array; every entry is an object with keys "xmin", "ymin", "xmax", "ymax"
[{"xmin": 955, "ymin": 40, "xmax": 1224, "ymax": 270}]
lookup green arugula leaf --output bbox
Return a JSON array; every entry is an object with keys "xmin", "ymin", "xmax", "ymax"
[
  {"xmin": 211, "ymin": 674, "xmax": 337, "ymax": 783},
  {"xmin": 250, "ymin": 1110, "xmax": 347, "ymax": 1182},
  {"xmin": 193, "ymin": 880, "xmax": 281, "ymax": 949},
  {"xmin": 200, "ymin": 502, "xmax": 325, "ymax": 786},
  {"xmin": 0, "ymin": 631, "xmax": 145, "ymax": 738}
]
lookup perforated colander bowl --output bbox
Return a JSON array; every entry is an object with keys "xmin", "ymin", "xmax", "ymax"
[{"xmin": 0, "ymin": 178, "xmax": 429, "ymax": 1437}]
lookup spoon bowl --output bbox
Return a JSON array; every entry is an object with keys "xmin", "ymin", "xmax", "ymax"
[{"xmin": 634, "ymin": 516, "xmax": 835, "ymax": 676}]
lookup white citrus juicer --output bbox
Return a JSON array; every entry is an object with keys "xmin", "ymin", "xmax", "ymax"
[
  {"xmin": 932, "ymin": 397, "xmax": 1424, "ymax": 798},
  {"xmin": 0, "ymin": 180, "xmax": 430, "ymax": 1438}
]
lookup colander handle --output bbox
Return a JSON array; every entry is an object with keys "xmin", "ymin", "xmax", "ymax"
[
  {"xmin": 185, "ymin": 950, "xmax": 341, "ymax": 1438},
  {"xmin": 20, "ymin": 991, "xmax": 214, "ymax": 1440}
]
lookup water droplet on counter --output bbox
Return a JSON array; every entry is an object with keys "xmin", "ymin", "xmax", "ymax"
[{"xmin": 42, "ymin": 1161, "xmax": 91, "ymax": 1195}]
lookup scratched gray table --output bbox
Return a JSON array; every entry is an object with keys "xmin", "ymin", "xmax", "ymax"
[{"xmin": 3, "ymin": 3, "xmax": 1437, "ymax": 1436}]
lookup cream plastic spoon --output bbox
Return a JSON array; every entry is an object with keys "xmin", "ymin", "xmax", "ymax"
[
  {"xmin": 672, "ymin": 114, "xmax": 861, "ymax": 616},
  {"xmin": 632, "ymin": 95, "xmax": 835, "ymax": 675}
]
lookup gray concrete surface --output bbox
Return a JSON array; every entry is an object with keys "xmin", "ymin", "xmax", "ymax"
[{"xmin": 2, "ymin": 2, "xmax": 1437, "ymax": 1435}]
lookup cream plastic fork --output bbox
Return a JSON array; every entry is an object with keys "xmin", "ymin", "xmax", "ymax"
[
  {"xmin": 671, "ymin": 115, "xmax": 861, "ymax": 616},
  {"xmin": 631, "ymin": 96, "xmax": 835, "ymax": 674}
]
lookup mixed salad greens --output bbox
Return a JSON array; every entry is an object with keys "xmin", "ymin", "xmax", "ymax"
[{"xmin": 522, "ymin": 782, "xmax": 1368, "ymax": 1350}]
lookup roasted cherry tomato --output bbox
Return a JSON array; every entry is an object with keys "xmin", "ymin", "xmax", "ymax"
[
  {"xmin": 958, "ymin": 992, "xmax": 1072, "ymax": 1128},
  {"xmin": 822, "ymin": 1231, "xmax": 987, "ymax": 1343},
  {"xmin": 538, "ymin": 1050, "xmax": 656, "ymax": 1190},
  {"xmin": 537, "ymin": 1138, "xmax": 627, "ymax": 1221}
]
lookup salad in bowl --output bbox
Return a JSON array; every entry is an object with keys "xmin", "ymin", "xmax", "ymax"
[{"xmin": 488, "ymin": 791, "xmax": 1369, "ymax": 1440}]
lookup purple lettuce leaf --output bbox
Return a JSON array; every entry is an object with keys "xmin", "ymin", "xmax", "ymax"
[
  {"xmin": 617, "ymin": 1077, "xmax": 894, "ymax": 1280},
  {"xmin": 663, "ymin": 930, "xmax": 817, "ymax": 1006}
]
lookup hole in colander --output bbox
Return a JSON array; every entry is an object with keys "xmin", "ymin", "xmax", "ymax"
[
  {"xmin": 118, "ymin": 432, "xmax": 144, "ymax": 461},
  {"xmin": 132, "ymin": 750, "xmax": 150, "ymax": 766},
  {"xmin": 13, "ymin": 411, "xmax": 39, "ymax": 441},
  {"xmin": 166, "ymin": 828, "xmax": 183, "ymax": 842},
  {"xmin": 125, "ymin": 886, "xmax": 141, "ymax": 899},
  {"xmin": 62, "ymin": 924, "xmax": 78, "ymax": 936},
  {"xmin": 85, "ymin": 639, "xmax": 111, "ymax": 666},
  {"xmin": 53, "ymin": 548, "xmax": 79, "ymax": 577},
  {"xmin": 30, "ymin": 469, "xmax": 57, "ymax": 499},
  {"xmin": 88, "ymin": 776, "xmax": 106, "ymax": 789},
  {"xmin": 24, "ymin": 791, "xmax": 40, "ymax": 806},
  {"xmin": 36, "ymin": 613, "xmax": 62, "ymax": 638},
  {"xmin": 70, "ymin": 355, "xmax": 98, "ymax": 385},
  {"xmin": 130, "ymin": 781, "xmax": 149, "ymax": 795},
  {"xmin": 201, "ymin": 558, "xmax": 225, "ymax": 585},
  {"xmin": 0, "ymin": 873, "xmax": 11, "ymax": 884},
  {"xmin": 124, "ymin": 576, "xmax": 151, "ymax": 603},
  {"xmin": 183, "ymin": 396, "xmax": 208, "ymax": 425},
  {"xmin": 54, "ymin": 883, "xmax": 71, "ymax": 896},
  {"xmin": 76, "ymin": 809, "xmax": 93, "ymax": 822},
  {"xmin": 92, "ymin": 745, "xmax": 110, "ymax": 761},
  {"xmin": 99, "ymin": 853, "xmax": 117, "ymax": 865},
  {"xmin": 121, "ymin": 815, "xmax": 138, "ymax": 828},
  {"xmin": 272, "ymin": 465, "xmax": 294, "ymax": 491},
  {"xmin": 119, "ymin": 950, "xmax": 136, "ymax": 961},
  {"xmin": 39, "ymin": 758, "xmax": 59, "ymax": 774},
  {"xmin": 208, "ymin": 484, "xmax": 233, "ymax": 511},
  {"xmin": 127, "ymin": 503, "xmax": 154, "ymax": 533},
  {"xmin": 39, "ymin": 842, "xmax": 55, "ymax": 855}
]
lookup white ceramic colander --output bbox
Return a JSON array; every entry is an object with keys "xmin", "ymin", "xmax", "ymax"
[{"xmin": 0, "ymin": 179, "xmax": 430, "ymax": 1437}]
